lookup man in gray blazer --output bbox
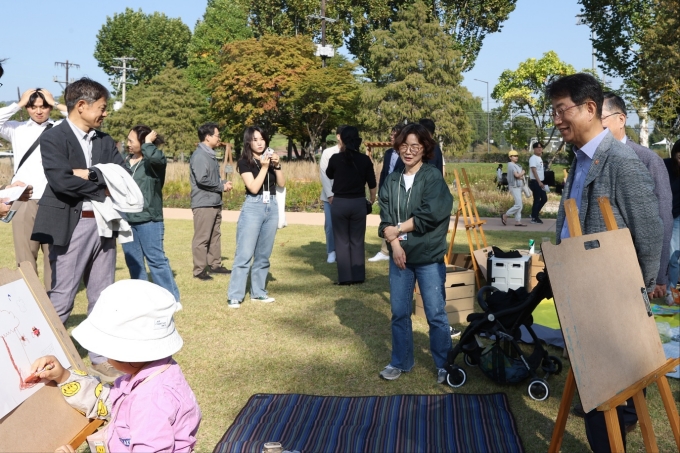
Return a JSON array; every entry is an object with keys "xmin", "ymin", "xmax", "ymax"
[
  {"xmin": 601, "ymin": 92, "xmax": 672, "ymax": 299},
  {"xmin": 31, "ymin": 78, "xmax": 128, "ymax": 379},
  {"xmin": 547, "ymin": 73, "xmax": 663, "ymax": 452}
]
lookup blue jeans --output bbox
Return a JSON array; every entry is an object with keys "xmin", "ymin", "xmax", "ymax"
[
  {"xmin": 323, "ymin": 200, "xmax": 334, "ymax": 253},
  {"xmin": 669, "ymin": 216, "xmax": 680, "ymax": 293},
  {"xmin": 388, "ymin": 260, "xmax": 452, "ymax": 370},
  {"xmin": 122, "ymin": 221, "xmax": 180, "ymax": 301},
  {"xmin": 228, "ymin": 195, "xmax": 279, "ymax": 301}
]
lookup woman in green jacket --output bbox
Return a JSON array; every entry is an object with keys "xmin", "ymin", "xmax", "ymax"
[
  {"xmin": 377, "ymin": 123, "xmax": 453, "ymax": 384},
  {"xmin": 122, "ymin": 125, "xmax": 180, "ymax": 301}
]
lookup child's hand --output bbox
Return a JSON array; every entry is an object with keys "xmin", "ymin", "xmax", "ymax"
[
  {"xmin": 54, "ymin": 444, "xmax": 76, "ymax": 453},
  {"xmin": 29, "ymin": 355, "xmax": 70, "ymax": 384}
]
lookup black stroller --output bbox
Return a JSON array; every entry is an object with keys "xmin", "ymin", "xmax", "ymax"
[{"xmin": 444, "ymin": 272, "xmax": 563, "ymax": 401}]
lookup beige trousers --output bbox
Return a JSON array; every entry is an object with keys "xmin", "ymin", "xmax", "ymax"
[{"xmin": 12, "ymin": 200, "xmax": 51, "ymax": 290}]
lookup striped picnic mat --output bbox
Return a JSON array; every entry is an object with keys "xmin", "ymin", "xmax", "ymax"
[{"xmin": 213, "ymin": 393, "xmax": 524, "ymax": 453}]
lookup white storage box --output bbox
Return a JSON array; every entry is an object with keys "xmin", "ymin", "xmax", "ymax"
[{"xmin": 487, "ymin": 255, "xmax": 531, "ymax": 291}]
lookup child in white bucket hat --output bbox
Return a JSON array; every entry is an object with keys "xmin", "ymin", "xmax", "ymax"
[{"xmin": 29, "ymin": 280, "xmax": 201, "ymax": 453}]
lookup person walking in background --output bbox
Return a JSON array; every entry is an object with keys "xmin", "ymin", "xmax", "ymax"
[
  {"xmin": 190, "ymin": 123, "xmax": 232, "ymax": 281},
  {"xmin": 664, "ymin": 139, "xmax": 680, "ymax": 304},
  {"xmin": 377, "ymin": 123, "xmax": 454, "ymax": 383},
  {"xmin": 319, "ymin": 125, "xmax": 345, "ymax": 264},
  {"xmin": 227, "ymin": 126, "xmax": 285, "ymax": 308},
  {"xmin": 501, "ymin": 150, "xmax": 526, "ymax": 227},
  {"xmin": 326, "ymin": 126, "xmax": 377, "ymax": 285},
  {"xmin": 0, "ymin": 88, "xmax": 67, "ymax": 290},
  {"xmin": 122, "ymin": 125, "xmax": 180, "ymax": 302},
  {"xmin": 528, "ymin": 142, "xmax": 548, "ymax": 224},
  {"xmin": 370, "ymin": 123, "xmax": 405, "ymax": 263}
]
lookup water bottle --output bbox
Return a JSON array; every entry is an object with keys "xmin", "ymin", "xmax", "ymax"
[{"xmin": 529, "ymin": 239, "xmax": 535, "ymax": 254}]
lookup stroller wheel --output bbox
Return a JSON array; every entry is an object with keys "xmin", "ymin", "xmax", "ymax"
[
  {"xmin": 542, "ymin": 355, "xmax": 563, "ymax": 375},
  {"xmin": 463, "ymin": 353, "xmax": 478, "ymax": 367},
  {"xmin": 446, "ymin": 367, "xmax": 467, "ymax": 388},
  {"xmin": 527, "ymin": 379, "xmax": 550, "ymax": 401}
]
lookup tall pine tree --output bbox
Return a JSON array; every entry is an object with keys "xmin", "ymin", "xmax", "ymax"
[{"xmin": 360, "ymin": 0, "xmax": 472, "ymax": 153}]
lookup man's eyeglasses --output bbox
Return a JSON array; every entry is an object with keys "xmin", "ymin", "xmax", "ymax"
[
  {"xmin": 0, "ymin": 82, "xmax": 3, "ymax": 88},
  {"xmin": 399, "ymin": 143, "xmax": 423, "ymax": 154},
  {"xmin": 602, "ymin": 112, "xmax": 625, "ymax": 120},
  {"xmin": 551, "ymin": 103, "xmax": 586, "ymax": 119}
]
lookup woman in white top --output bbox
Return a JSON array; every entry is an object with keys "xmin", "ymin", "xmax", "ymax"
[{"xmin": 501, "ymin": 150, "xmax": 526, "ymax": 226}]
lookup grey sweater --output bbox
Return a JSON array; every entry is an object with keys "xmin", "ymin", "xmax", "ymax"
[
  {"xmin": 556, "ymin": 132, "xmax": 663, "ymax": 292},
  {"xmin": 189, "ymin": 143, "xmax": 225, "ymax": 208}
]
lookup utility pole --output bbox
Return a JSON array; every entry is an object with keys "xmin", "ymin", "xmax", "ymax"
[
  {"xmin": 111, "ymin": 57, "xmax": 138, "ymax": 105},
  {"xmin": 53, "ymin": 60, "xmax": 80, "ymax": 89},
  {"xmin": 474, "ymin": 79, "xmax": 490, "ymax": 154},
  {"xmin": 308, "ymin": 1, "xmax": 337, "ymax": 67}
]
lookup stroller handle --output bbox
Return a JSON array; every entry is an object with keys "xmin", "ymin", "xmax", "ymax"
[{"xmin": 476, "ymin": 286, "xmax": 499, "ymax": 312}]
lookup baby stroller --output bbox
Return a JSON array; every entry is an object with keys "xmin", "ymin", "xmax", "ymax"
[{"xmin": 444, "ymin": 272, "xmax": 563, "ymax": 401}]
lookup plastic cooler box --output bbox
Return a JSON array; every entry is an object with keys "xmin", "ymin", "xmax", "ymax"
[{"xmin": 487, "ymin": 255, "xmax": 531, "ymax": 291}]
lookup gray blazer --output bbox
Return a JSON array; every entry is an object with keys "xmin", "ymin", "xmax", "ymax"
[
  {"xmin": 625, "ymin": 138, "xmax": 673, "ymax": 286},
  {"xmin": 189, "ymin": 144, "xmax": 225, "ymax": 209},
  {"xmin": 555, "ymin": 131, "xmax": 663, "ymax": 291}
]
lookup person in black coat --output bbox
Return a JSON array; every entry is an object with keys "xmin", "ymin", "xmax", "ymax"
[{"xmin": 326, "ymin": 126, "xmax": 377, "ymax": 284}]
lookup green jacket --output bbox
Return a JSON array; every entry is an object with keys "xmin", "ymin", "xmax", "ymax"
[
  {"xmin": 378, "ymin": 164, "xmax": 453, "ymax": 265},
  {"xmin": 125, "ymin": 143, "xmax": 167, "ymax": 224}
]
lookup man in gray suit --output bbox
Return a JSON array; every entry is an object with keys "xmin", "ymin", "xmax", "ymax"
[
  {"xmin": 601, "ymin": 92, "xmax": 672, "ymax": 299},
  {"xmin": 547, "ymin": 73, "xmax": 663, "ymax": 452},
  {"xmin": 32, "ymin": 78, "xmax": 129, "ymax": 379}
]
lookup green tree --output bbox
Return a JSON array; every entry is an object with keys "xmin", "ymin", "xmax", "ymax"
[
  {"xmin": 102, "ymin": 64, "xmax": 208, "ymax": 158},
  {"xmin": 359, "ymin": 1, "xmax": 472, "ymax": 153},
  {"xmin": 94, "ymin": 8, "xmax": 192, "ymax": 84},
  {"xmin": 186, "ymin": 0, "xmax": 253, "ymax": 95},
  {"xmin": 210, "ymin": 35, "xmax": 318, "ymax": 144},
  {"xmin": 246, "ymin": 0, "xmax": 517, "ymax": 74},
  {"xmin": 282, "ymin": 56, "xmax": 361, "ymax": 156},
  {"xmin": 577, "ymin": 0, "xmax": 680, "ymax": 146},
  {"xmin": 491, "ymin": 51, "xmax": 576, "ymax": 147}
]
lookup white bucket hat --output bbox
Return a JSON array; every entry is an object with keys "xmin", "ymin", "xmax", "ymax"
[{"xmin": 72, "ymin": 280, "xmax": 183, "ymax": 362}]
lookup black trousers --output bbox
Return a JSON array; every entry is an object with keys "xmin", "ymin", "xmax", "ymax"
[
  {"xmin": 331, "ymin": 197, "xmax": 366, "ymax": 283},
  {"xmin": 529, "ymin": 179, "xmax": 547, "ymax": 220},
  {"xmin": 585, "ymin": 391, "xmax": 644, "ymax": 453}
]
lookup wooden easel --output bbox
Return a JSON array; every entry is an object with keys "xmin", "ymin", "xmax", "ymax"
[
  {"xmin": 548, "ymin": 197, "xmax": 680, "ymax": 453},
  {"xmin": 445, "ymin": 168, "xmax": 487, "ymax": 287}
]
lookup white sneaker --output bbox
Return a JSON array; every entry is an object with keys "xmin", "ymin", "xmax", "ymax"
[
  {"xmin": 252, "ymin": 296, "xmax": 275, "ymax": 303},
  {"xmin": 327, "ymin": 251, "xmax": 336, "ymax": 263},
  {"xmin": 368, "ymin": 252, "xmax": 389, "ymax": 262}
]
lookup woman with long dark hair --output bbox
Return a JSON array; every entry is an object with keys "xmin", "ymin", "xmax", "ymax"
[
  {"xmin": 227, "ymin": 126, "xmax": 285, "ymax": 308},
  {"xmin": 122, "ymin": 125, "xmax": 180, "ymax": 301},
  {"xmin": 665, "ymin": 139, "xmax": 680, "ymax": 304},
  {"xmin": 377, "ymin": 123, "xmax": 453, "ymax": 383},
  {"xmin": 326, "ymin": 126, "xmax": 377, "ymax": 285}
]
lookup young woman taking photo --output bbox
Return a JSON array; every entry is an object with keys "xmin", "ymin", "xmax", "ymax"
[{"xmin": 227, "ymin": 126, "xmax": 285, "ymax": 308}]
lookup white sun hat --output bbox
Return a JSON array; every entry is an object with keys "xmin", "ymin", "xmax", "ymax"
[{"xmin": 72, "ymin": 279, "xmax": 183, "ymax": 362}]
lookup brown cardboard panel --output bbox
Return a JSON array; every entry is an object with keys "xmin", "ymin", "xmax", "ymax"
[
  {"xmin": 415, "ymin": 267, "xmax": 475, "ymax": 293},
  {"xmin": 472, "ymin": 246, "xmax": 494, "ymax": 278},
  {"xmin": 0, "ymin": 264, "xmax": 93, "ymax": 452},
  {"xmin": 447, "ymin": 253, "xmax": 473, "ymax": 269},
  {"xmin": 542, "ymin": 229, "xmax": 666, "ymax": 413},
  {"xmin": 415, "ymin": 295, "xmax": 475, "ymax": 313},
  {"xmin": 445, "ymin": 284, "xmax": 475, "ymax": 301}
]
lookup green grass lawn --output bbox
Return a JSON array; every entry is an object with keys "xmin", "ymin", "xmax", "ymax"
[{"xmin": 1, "ymin": 220, "xmax": 677, "ymax": 452}]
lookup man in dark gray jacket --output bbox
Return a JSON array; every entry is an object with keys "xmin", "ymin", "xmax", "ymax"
[
  {"xmin": 601, "ymin": 92, "xmax": 672, "ymax": 299},
  {"xmin": 548, "ymin": 73, "xmax": 663, "ymax": 452},
  {"xmin": 190, "ymin": 122, "xmax": 232, "ymax": 280}
]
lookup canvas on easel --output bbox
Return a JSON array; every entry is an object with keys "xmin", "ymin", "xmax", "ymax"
[
  {"xmin": 0, "ymin": 263, "xmax": 102, "ymax": 452},
  {"xmin": 542, "ymin": 228, "xmax": 667, "ymax": 412}
]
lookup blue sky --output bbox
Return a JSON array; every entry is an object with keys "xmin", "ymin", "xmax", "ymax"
[{"xmin": 0, "ymin": 0, "xmax": 628, "ymax": 121}]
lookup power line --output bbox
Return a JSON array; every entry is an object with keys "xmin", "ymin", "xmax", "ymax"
[{"xmin": 53, "ymin": 60, "xmax": 80, "ymax": 89}]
